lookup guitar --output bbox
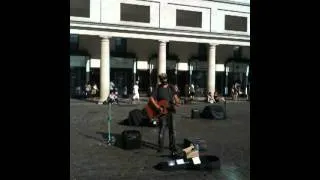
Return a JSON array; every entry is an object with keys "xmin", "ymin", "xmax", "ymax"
[{"xmin": 144, "ymin": 99, "xmax": 173, "ymax": 121}]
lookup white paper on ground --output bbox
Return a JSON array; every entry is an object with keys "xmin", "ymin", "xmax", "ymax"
[
  {"xmin": 176, "ymin": 159, "xmax": 185, "ymax": 165},
  {"xmin": 192, "ymin": 157, "xmax": 201, "ymax": 165}
]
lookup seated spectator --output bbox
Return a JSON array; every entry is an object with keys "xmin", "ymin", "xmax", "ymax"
[
  {"xmin": 207, "ymin": 92, "xmax": 215, "ymax": 104},
  {"xmin": 214, "ymin": 91, "xmax": 225, "ymax": 103}
]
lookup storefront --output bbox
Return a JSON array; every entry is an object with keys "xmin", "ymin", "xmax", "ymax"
[
  {"xmin": 89, "ymin": 57, "xmax": 135, "ymax": 96},
  {"xmin": 70, "ymin": 55, "xmax": 89, "ymax": 97},
  {"xmin": 224, "ymin": 58, "xmax": 250, "ymax": 96},
  {"xmin": 189, "ymin": 60, "xmax": 208, "ymax": 96}
]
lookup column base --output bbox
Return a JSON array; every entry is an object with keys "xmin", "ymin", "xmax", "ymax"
[
  {"xmin": 97, "ymin": 101, "xmax": 104, "ymax": 105},
  {"xmin": 97, "ymin": 99, "xmax": 107, "ymax": 105}
]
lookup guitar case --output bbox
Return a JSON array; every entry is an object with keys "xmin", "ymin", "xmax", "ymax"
[{"xmin": 154, "ymin": 155, "xmax": 220, "ymax": 171}]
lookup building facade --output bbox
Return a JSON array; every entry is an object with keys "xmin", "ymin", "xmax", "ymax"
[{"xmin": 70, "ymin": 0, "xmax": 250, "ymax": 102}]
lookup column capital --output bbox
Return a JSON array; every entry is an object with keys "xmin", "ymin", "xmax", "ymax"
[
  {"xmin": 159, "ymin": 40, "xmax": 168, "ymax": 44},
  {"xmin": 208, "ymin": 43, "xmax": 219, "ymax": 47},
  {"xmin": 100, "ymin": 35, "xmax": 112, "ymax": 40}
]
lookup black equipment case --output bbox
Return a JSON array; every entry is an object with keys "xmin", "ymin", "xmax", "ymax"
[{"xmin": 122, "ymin": 130, "xmax": 142, "ymax": 150}]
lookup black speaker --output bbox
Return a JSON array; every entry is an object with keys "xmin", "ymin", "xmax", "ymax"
[
  {"xmin": 122, "ymin": 130, "xmax": 141, "ymax": 150},
  {"xmin": 191, "ymin": 109, "xmax": 200, "ymax": 119},
  {"xmin": 201, "ymin": 105, "xmax": 226, "ymax": 120}
]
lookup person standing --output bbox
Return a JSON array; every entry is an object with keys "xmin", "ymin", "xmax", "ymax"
[
  {"xmin": 132, "ymin": 81, "xmax": 140, "ymax": 102},
  {"xmin": 149, "ymin": 73, "xmax": 181, "ymax": 156}
]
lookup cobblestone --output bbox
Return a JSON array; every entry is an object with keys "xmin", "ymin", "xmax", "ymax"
[{"xmin": 70, "ymin": 99, "xmax": 250, "ymax": 179}]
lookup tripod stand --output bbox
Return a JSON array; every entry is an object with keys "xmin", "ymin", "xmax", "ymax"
[{"xmin": 106, "ymin": 103, "xmax": 116, "ymax": 146}]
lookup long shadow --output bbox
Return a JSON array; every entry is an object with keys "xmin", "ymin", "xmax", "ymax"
[
  {"xmin": 95, "ymin": 131, "xmax": 160, "ymax": 151},
  {"xmin": 77, "ymin": 131, "xmax": 106, "ymax": 144},
  {"xmin": 77, "ymin": 130, "xmax": 124, "ymax": 149},
  {"xmin": 118, "ymin": 118, "xmax": 158, "ymax": 128},
  {"xmin": 96, "ymin": 131, "xmax": 123, "ymax": 149}
]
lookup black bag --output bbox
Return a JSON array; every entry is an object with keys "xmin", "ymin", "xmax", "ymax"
[
  {"xmin": 122, "ymin": 130, "xmax": 141, "ymax": 150},
  {"xmin": 128, "ymin": 109, "xmax": 145, "ymax": 126},
  {"xmin": 191, "ymin": 109, "xmax": 200, "ymax": 119},
  {"xmin": 201, "ymin": 105, "xmax": 226, "ymax": 120}
]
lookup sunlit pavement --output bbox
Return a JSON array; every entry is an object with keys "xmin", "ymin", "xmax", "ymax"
[{"xmin": 70, "ymin": 99, "xmax": 250, "ymax": 180}]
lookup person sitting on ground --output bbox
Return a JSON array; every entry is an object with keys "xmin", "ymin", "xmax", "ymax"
[
  {"xmin": 84, "ymin": 82, "xmax": 91, "ymax": 98},
  {"xmin": 91, "ymin": 82, "xmax": 99, "ymax": 97},
  {"xmin": 231, "ymin": 85, "xmax": 238, "ymax": 101},
  {"xmin": 207, "ymin": 92, "xmax": 215, "ymax": 104},
  {"xmin": 107, "ymin": 90, "xmax": 119, "ymax": 104},
  {"xmin": 214, "ymin": 91, "xmax": 225, "ymax": 103}
]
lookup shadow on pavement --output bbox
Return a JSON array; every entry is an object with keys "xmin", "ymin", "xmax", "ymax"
[
  {"xmin": 96, "ymin": 131, "xmax": 123, "ymax": 149},
  {"xmin": 118, "ymin": 118, "xmax": 158, "ymax": 128}
]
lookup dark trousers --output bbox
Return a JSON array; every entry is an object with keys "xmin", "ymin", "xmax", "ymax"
[{"xmin": 158, "ymin": 112, "xmax": 176, "ymax": 152}]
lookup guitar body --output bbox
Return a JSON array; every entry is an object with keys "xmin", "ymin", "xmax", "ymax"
[{"xmin": 144, "ymin": 99, "xmax": 170, "ymax": 121}]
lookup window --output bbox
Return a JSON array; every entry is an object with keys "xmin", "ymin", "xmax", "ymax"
[
  {"xmin": 225, "ymin": 15, "xmax": 247, "ymax": 32},
  {"xmin": 115, "ymin": 38, "xmax": 127, "ymax": 53},
  {"xmin": 176, "ymin": 10, "xmax": 202, "ymax": 28},
  {"xmin": 120, "ymin": 3, "xmax": 150, "ymax": 23},
  {"xmin": 166, "ymin": 42, "xmax": 170, "ymax": 55},
  {"xmin": 70, "ymin": 0, "xmax": 90, "ymax": 18},
  {"xmin": 70, "ymin": 34, "xmax": 79, "ymax": 50}
]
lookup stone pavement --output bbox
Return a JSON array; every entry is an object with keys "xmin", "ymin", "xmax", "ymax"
[{"xmin": 70, "ymin": 99, "xmax": 250, "ymax": 180}]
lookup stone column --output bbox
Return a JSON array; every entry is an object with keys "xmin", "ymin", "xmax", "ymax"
[
  {"xmin": 225, "ymin": 66, "xmax": 229, "ymax": 96},
  {"xmin": 133, "ymin": 59, "xmax": 137, "ymax": 84},
  {"xmin": 158, "ymin": 40, "xmax": 167, "ymax": 84},
  {"xmin": 99, "ymin": 36, "xmax": 111, "ymax": 104},
  {"xmin": 245, "ymin": 65, "xmax": 249, "ymax": 95},
  {"xmin": 207, "ymin": 43, "xmax": 218, "ymax": 94},
  {"xmin": 85, "ymin": 59, "xmax": 90, "ymax": 83}
]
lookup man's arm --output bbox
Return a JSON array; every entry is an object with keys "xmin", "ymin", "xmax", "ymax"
[
  {"xmin": 173, "ymin": 94, "xmax": 181, "ymax": 105},
  {"xmin": 150, "ymin": 87, "xmax": 161, "ymax": 110},
  {"xmin": 150, "ymin": 96, "xmax": 160, "ymax": 109},
  {"xmin": 169, "ymin": 85, "xmax": 180, "ymax": 105}
]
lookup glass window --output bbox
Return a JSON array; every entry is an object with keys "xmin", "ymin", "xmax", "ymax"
[
  {"xmin": 70, "ymin": 0, "xmax": 90, "ymax": 18},
  {"xmin": 225, "ymin": 15, "xmax": 247, "ymax": 32},
  {"xmin": 120, "ymin": 3, "xmax": 150, "ymax": 23},
  {"xmin": 176, "ymin": 10, "xmax": 202, "ymax": 28}
]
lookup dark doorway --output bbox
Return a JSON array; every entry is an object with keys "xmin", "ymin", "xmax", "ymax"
[
  {"xmin": 90, "ymin": 68, "xmax": 100, "ymax": 87},
  {"xmin": 216, "ymin": 72, "xmax": 225, "ymax": 95},
  {"xmin": 150, "ymin": 69, "xmax": 157, "ymax": 88},
  {"xmin": 167, "ymin": 69, "xmax": 176, "ymax": 85},
  {"xmin": 70, "ymin": 67, "xmax": 86, "ymax": 97},
  {"xmin": 137, "ymin": 70, "xmax": 149, "ymax": 92},
  {"xmin": 177, "ymin": 71, "xmax": 189, "ymax": 96},
  {"xmin": 111, "ymin": 68, "xmax": 133, "ymax": 96}
]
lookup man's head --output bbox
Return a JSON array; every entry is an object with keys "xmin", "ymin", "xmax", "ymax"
[{"xmin": 158, "ymin": 73, "xmax": 168, "ymax": 84}]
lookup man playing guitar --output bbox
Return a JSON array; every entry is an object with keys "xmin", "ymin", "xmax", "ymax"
[{"xmin": 149, "ymin": 73, "xmax": 181, "ymax": 156}]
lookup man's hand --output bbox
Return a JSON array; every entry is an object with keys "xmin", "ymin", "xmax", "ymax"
[
  {"xmin": 173, "ymin": 94, "xmax": 181, "ymax": 106},
  {"xmin": 159, "ymin": 107, "xmax": 165, "ymax": 113}
]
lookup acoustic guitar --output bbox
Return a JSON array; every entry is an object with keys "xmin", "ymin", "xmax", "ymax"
[{"xmin": 144, "ymin": 99, "xmax": 172, "ymax": 121}]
